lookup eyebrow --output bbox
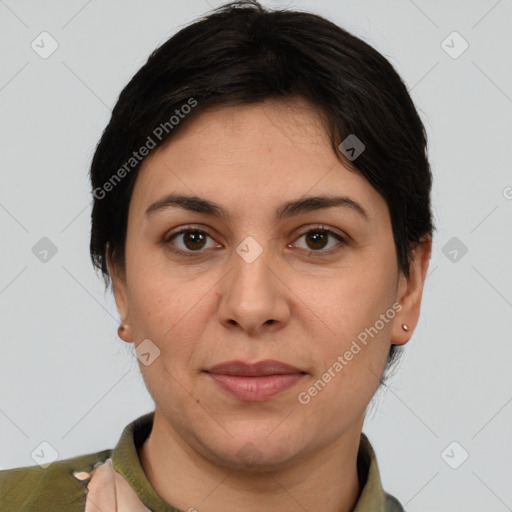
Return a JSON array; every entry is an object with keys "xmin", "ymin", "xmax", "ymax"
[{"xmin": 145, "ymin": 193, "xmax": 369, "ymax": 221}]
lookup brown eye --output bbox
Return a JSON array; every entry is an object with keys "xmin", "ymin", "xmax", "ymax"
[
  {"xmin": 165, "ymin": 229, "xmax": 217, "ymax": 254},
  {"xmin": 293, "ymin": 227, "xmax": 346, "ymax": 254},
  {"xmin": 305, "ymin": 230, "xmax": 330, "ymax": 250},
  {"xmin": 181, "ymin": 230, "xmax": 207, "ymax": 251}
]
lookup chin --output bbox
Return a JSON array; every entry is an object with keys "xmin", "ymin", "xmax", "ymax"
[
  {"xmin": 201, "ymin": 428, "xmax": 303, "ymax": 472},
  {"xmin": 213, "ymin": 444, "xmax": 300, "ymax": 474}
]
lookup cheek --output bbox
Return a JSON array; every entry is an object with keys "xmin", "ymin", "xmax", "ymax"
[
  {"xmin": 305, "ymin": 268, "xmax": 396, "ymax": 405},
  {"xmin": 127, "ymin": 274, "xmax": 212, "ymax": 365},
  {"xmin": 318, "ymin": 270, "xmax": 396, "ymax": 342},
  {"xmin": 300, "ymin": 281, "xmax": 394, "ymax": 419}
]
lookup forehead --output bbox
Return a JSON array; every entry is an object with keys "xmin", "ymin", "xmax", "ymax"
[{"xmin": 129, "ymin": 98, "xmax": 386, "ymax": 223}]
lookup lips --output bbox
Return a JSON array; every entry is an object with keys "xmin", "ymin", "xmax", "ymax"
[
  {"xmin": 203, "ymin": 359, "xmax": 306, "ymax": 401},
  {"xmin": 204, "ymin": 359, "xmax": 306, "ymax": 377}
]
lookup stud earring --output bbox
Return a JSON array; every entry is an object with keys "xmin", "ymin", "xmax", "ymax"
[{"xmin": 401, "ymin": 323, "xmax": 409, "ymax": 331}]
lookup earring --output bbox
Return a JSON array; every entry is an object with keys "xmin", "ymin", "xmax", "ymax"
[{"xmin": 401, "ymin": 323, "xmax": 409, "ymax": 331}]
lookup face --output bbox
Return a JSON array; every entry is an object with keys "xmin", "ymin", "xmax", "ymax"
[{"xmin": 109, "ymin": 98, "xmax": 430, "ymax": 471}]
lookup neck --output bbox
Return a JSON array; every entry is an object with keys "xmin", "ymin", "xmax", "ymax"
[{"xmin": 139, "ymin": 410, "xmax": 363, "ymax": 512}]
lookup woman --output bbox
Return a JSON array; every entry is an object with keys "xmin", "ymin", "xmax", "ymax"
[{"xmin": 0, "ymin": 1, "xmax": 433, "ymax": 510}]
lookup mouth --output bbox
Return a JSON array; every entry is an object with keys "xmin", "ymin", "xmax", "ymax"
[{"xmin": 203, "ymin": 359, "xmax": 307, "ymax": 402}]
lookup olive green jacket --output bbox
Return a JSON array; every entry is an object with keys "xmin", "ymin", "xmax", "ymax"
[{"xmin": 0, "ymin": 411, "xmax": 406, "ymax": 511}]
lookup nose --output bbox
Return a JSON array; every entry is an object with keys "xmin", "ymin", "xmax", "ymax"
[{"xmin": 216, "ymin": 239, "xmax": 291, "ymax": 336}]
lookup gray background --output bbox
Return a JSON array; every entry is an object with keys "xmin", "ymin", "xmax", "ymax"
[{"xmin": 1, "ymin": 0, "xmax": 511, "ymax": 510}]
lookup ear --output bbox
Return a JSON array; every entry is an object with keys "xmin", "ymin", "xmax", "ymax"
[
  {"xmin": 391, "ymin": 236, "xmax": 432, "ymax": 345},
  {"xmin": 106, "ymin": 243, "xmax": 134, "ymax": 343}
]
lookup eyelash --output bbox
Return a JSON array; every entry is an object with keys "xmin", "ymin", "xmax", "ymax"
[{"xmin": 162, "ymin": 224, "xmax": 348, "ymax": 258}]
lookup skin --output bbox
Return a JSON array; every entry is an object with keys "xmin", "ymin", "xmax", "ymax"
[{"xmin": 108, "ymin": 97, "xmax": 432, "ymax": 512}]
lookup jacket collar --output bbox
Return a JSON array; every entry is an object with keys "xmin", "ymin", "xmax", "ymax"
[{"xmin": 105, "ymin": 411, "xmax": 394, "ymax": 511}]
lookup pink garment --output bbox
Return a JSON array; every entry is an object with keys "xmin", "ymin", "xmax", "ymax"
[{"xmin": 82, "ymin": 458, "xmax": 151, "ymax": 512}]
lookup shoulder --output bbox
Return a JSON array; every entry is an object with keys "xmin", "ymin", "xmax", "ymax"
[
  {"xmin": 0, "ymin": 448, "xmax": 112, "ymax": 512},
  {"xmin": 385, "ymin": 491, "xmax": 407, "ymax": 512}
]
